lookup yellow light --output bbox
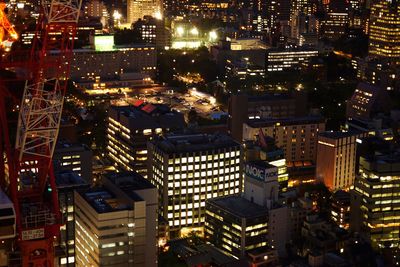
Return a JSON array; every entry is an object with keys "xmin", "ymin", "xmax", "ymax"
[
  {"xmin": 176, "ymin": 26, "xmax": 184, "ymax": 37},
  {"xmin": 209, "ymin": 31, "xmax": 217, "ymax": 41},
  {"xmin": 190, "ymin": 27, "xmax": 199, "ymax": 36},
  {"xmin": 154, "ymin": 10, "xmax": 162, "ymax": 20}
]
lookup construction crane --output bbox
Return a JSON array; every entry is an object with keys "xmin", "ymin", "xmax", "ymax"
[
  {"xmin": 0, "ymin": 0, "xmax": 82, "ymax": 266},
  {"xmin": 0, "ymin": 2, "xmax": 18, "ymax": 49}
]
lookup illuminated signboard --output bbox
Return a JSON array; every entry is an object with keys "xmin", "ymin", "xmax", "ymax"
[
  {"xmin": 244, "ymin": 163, "xmax": 278, "ymax": 182},
  {"xmin": 94, "ymin": 35, "xmax": 115, "ymax": 51}
]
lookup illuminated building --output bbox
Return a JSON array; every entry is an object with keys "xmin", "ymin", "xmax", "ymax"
[
  {"xmin": 330, "ymin": 190, "xmax": 350, "ymax": 230},
  {"xmin": 132, "ymin": 16, "xmax": 170, "ymax": 48},
  {"xmin": 53, "ymin": 140, "xmax": 93, "ymax": 183},
  {"xmin": 56, "ymin": 171, "xmax": 90, "ymax": 267},
  {"xmin": 243, "ymin": 137, "xmax": 288, "ymax": 192},
  {"xmin": 265, "ymin": 47, "xmax": 318, "ymax": 72},
  {"xmin": 127, "ymin": 0, "xmax": 161, "ymax": 24},
  {"xmin": 74, "ymin": 172, "xmax": 157, "ymax": 267},
  {"xmin": 147, "ymin": 133, "xmax": 242, "ymax": 238},
  {"xmin": 228, "ymin": 92, "xmax": 308, "ymax": 141},
  {"xmin": 243, "ymin": 116, "xmax": 326, "ymax": 163},
  {"xmin": 316, "ymin": 131, "xmax": 367, "ymax": 191},
  {"xmin": 62, "ymin": 35, "xmax": 157, "ymax": 82},
  {"xmin": 368, "ymin": 0, "xmax": 400, "ymax": 59},
  {"xmin": 321, "ymin": 12, "xmax": 348, "ymax": 40},
  {"xmin": 85, "ymin": 0, "xmax": 108, "ymax": 19},
  {"xmin": 350, "ymin": 151, "xmax": 400, "ymax": 249},
  {"xmin": 346, "ymin": 82, "xmax": 392, "ymax": 121},
  {"xmin": 205, "ymin": 161, "xmax": 289, "ymax": 258},
  {"xmin": 106, "ymin": 104, "xmax": 185, "ymax": 176}
]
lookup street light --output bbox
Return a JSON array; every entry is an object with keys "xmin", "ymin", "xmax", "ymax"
[{"xmin": 209, "ymin": 30, "xmax": 217, "ymax": 41}]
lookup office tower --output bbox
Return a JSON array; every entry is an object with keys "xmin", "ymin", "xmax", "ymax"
[
  {"xmin": 368, "ymin": 0, "xmax": 400, "ymax": 59},
  {"xmin": 350, "ymin": 151, "xmax": 400, "ymax": 249},
  {"xmin": 53, "ymin": 140, "xmax": 93, "ymax": 183},
  {"xmin": 243, "ymin": 116, "xmax": 326, "ymax": 163},
  {"xmin": 320, "ymin": 12, "xmax": 349, "ymax": 40},
  {"xmin": 228, "ymin": 92, "xmax": 308, "ymax": 141},
  {"xmin": 265, "ymin": 47, "xmax": 319, "ymax": 72},
  {"xmin": 330, "ymin": 190, "xmax": 351, "ymax": 230},
  {"xmin": 205, "ymin": 161, "xmax": 289, "ymax": 258},
  {"xmin": 316, "ymin": 131, "xmax": 367, "ymax": 191},
  {"xmin": 132, "ymin": 16, "xmax": 170, "ymax": 48},
  {"xmin": 346, "ymin": 82, "xmax": 391, "ymax": 121},
  {"xmin": 106, "ymin": 104, "xmax": 185, "ymax": 176},
  {"xmin": 127, "ymin": 0, "xmax": 161, "ymax": 24},
  {"xmin": 147, "ymin": 133, "xmax": 242, "ymax": 238},
  {"xmin": 74, "ymin": 172, "xmax": 157, "ymax": 267},
  {"xmin": 85, "ymin": 0, "xmax": 107, "ymax": 18},
  {"xmin": 56, "ymin": 171, "xmax": 90, "ymax": 267}
]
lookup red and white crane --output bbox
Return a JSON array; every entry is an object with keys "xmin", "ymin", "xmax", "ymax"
[{"xmin": 0, "ymin": 1, "xmax": 82, "ymax": 266}]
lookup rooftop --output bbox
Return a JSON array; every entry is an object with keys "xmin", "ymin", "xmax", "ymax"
[
  {"xmin": 246, "ymin": 116, "xmax": 324, "ymax": 128},
  {"xmin": 79, "ymin": 187, "xmax": 131, "ymax": 214},
  {"xmin": 104, "ymin": 172, "xmax": 156, "ymax": 201},
  {"xmin": 110, "ymin": 104, "xmax": 185, "ymax": 130},
  {"xmin": 55, "ymin": 170, "xmax": 90, "ymax": 189},
  {"xmin": 207, "ymin": 195, "xmax": 268, "ymax": 218},
  {"xmin": 319, "ymin": 130, "xmax": 364, "ymax": 139},
  {"xmin": 152, "ymin": 133, "xmax": 240, "ymax": 154}
]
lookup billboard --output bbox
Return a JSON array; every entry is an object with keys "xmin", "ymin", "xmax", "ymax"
[{"xmin": 244, "ymin": 162, "xmax": 278, "ymax": 182}]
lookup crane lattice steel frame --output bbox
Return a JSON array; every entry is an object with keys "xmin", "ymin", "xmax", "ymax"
[{"xmin": 0, "ymin": 1, "xmax": 82, "ymax": 266}]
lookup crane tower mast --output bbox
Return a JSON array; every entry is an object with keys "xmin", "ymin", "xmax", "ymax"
[{"xmin": 0, "ymin": 1, "xmax": 82, "ymax": 266}]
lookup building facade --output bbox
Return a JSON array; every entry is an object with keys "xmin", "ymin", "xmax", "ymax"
[
  {"xmin": 368, "ymin": 0, "xmax": 400, "ymax": 59},
  {"xmin": 106, "ymin": 104, "xmax": 185, "ymax": 176},
  {"xmin": 228, "ymin": 92, "xmax": 308, "ymax": 141},
  {"xmin": 67, "ymin": 43, "xmax": 157, "ymax": 82},
  {"xmin": 127, "ymin": 0, "xmax": 161, "ymax": 24},
  {"xmin": 74, "ymin": 172, "xmax": 157, "ymax": 267},
  {"xmin": 53, "ymin": 140, "xmax": 93, "ymax": 183},
  {"xmin": 351, "ymin": 152, "xmax": 400, "ymax": 249},
  {"xmin": 56, "ymin": 171, "xmax": 90, "ymax": 267},
  {"xmin": 316, "ymin": 131, "xmax": 367, "ymax": 191},
  {"xmin": 147, "ymin": 133, "xmax": 242, "ymax": 238},
  {"xmin": 243, "ymin": 116, "xmax": 326, "ymax": 163},
  {"xmin": 265, "ymin": 48, "xmax": 318, "ymax": 72}
]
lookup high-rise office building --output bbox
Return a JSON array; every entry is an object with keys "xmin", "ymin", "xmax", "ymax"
[
  {"xmin": 243, "ymin": 116, "xmax": 326, "ymax": 163},
  {"xmin": 106, "ymin": 104, "xmax": 185, "ymax": 176},
  {"xmin": 127, "ymin": 0, "xmax": 161, "ymax": 24},
  {"xmin": 147, "ymin": 133, "xmax": 242, "ymax": 238},
  {"xmin": 350, "ymin": 151, "xmax": 400, "ymax": 249},
  {"xmin": 265, "ymin": 47, "xmax": 319, "ymax": 72},
  {"xmin": 368, "ymin": 0, "xmax": 400, "ymax": 59},
  {"xmin": 316, "ymin": 131, "xmax": 367, "ymax": 191},
  {"xmin": 74, "ymin": 172, "xmax": 157, "ymax": 267},
  {"xmin": 53, "ymin": 140, "xmax": 93, "ymax": 183},
  {"xmin": 56, "ymin": 171, "xmax": 90, "ymax": 267},
  {"xmin": 320, "ymin": 12, "xmax": 349, "ymax": 40}
]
